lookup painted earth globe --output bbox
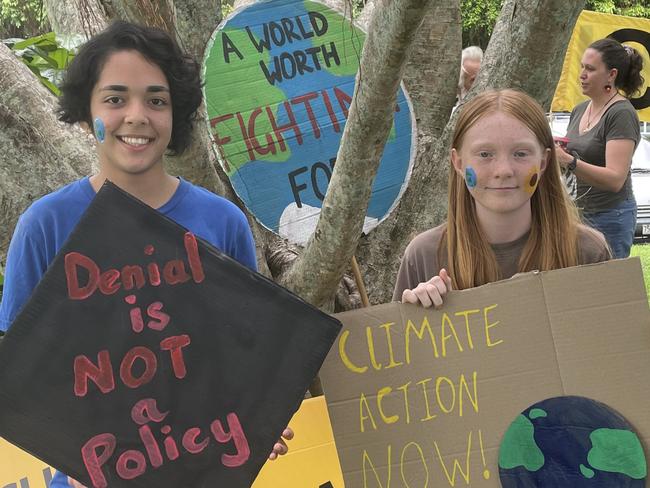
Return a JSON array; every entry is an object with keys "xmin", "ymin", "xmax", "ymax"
[{"xmin": 499, "ymin": 396, "xmax": 646, "ymax": 487}]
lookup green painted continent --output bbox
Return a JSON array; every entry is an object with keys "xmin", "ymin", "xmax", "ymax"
[
  {"xmin": 499, "ymin": 414, "xmax": 545, "ymax": 471},
  {"xmin": 587, "ymin": 428, "xmax": 647, "ymax": 479}
]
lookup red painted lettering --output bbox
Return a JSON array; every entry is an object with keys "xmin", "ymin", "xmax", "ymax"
[
  {"xmin": 184, "ymin": 232, "xmax": 205, "ymax": 283},
  {"xmin": 121, "ymin": 265, "xmax": 145, "ymax": 290},
  {"xmin": 248, "ymin": 107, "xmax": 277, "ymax": 156},
  {"xmin": 147, "ymin": 262, "xmax": 162, "ymax": 286},
  {"xmin": 236, "ymin": 111, "xmax": 256, "ymax": 160},
  {"xmin": 210, "ymin": 413, "xmax": 251, "ymax": 467},
  {"xmin": 98, "ymin": 269, "xmax": 121, "ymax": 295},
  {"xmin": 162, "ymin": 260, "xmax": 190, "ymax": 285},
  {"xmin": 129, "ymin": 306, "xmax": 145, "ymax": 333},
  {"xmin": 210, "ymin": 113, "xmax": 235, "ymax": 146},
  {"xmin": 81, "ymin": 433, "xmax": 116, "ymax": 488},
  {"xmin": 146, "ymin": 302, "xmax": 170, "ymax": 331},
  {"xmin": 291, "ymin": 92, "xmax": 321, "ymax": 139},
  {"xmin": 267, "ymin": 100, "xmax": 302, "ymax": 151},
  {"xmin": 120, "ymin": 346, "xmax": 157, "ymax": 389},
  {"xmin": 131, "ymin": 398, "xmax": 169, "ymax": 425},
  {"xmin": 116, "ymin": 450, "xmax": 147, "ymax": 479},
  {"xmin": 138, "ymin": 424, "xmax": 164, "ymax": 468},
  {"xmin": 321, "ymin": 89, "xmax": 340, "ymax": 132},
  {"xmin": 334, "ymin": 86, "xmax": 352, "ymax": 119},
  {"xmin": 74, "ymin": 350, "xmax": 115, "ymax": 397},
  {"xmin": 65, "ymin": 252, "xmax": 99, "ymax": 300},
  {"xmin": 182, "ymin": 427, "xmax": 210, "ymax": 454},
  {"xmin": 160, "ymin": 335, "xmax": 191, "ymax": 379},
  {"xmin": 162, "ymin": 428, "xmax": 180, "ymax": 461}
]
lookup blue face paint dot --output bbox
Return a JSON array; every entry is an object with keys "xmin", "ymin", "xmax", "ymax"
[
  {"xmin": 465, "ymin": 167, "xmax": 477, "ymax": 189},
  {"xmin": 93, "ymin": 118, "xmax": 105, "ymax": 143}
]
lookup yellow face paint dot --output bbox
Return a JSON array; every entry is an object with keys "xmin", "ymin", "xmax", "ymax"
[{"xmin": 524, "ymin": 166, "xmax": 540, "ymax": 195}]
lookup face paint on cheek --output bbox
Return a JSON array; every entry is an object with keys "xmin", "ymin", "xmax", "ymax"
[
  {"xmin": 524, "ymin": 166, "xmax": 540, "ymax": 195},
  {"xmin": 93, "ymin": 117, "xmax": 105, "ymax": 143},
  {"xmin": 465, "ymin": 167, "xmax": 477, "ymax": 189}
]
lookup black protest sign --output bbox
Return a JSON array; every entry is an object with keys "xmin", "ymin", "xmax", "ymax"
[{"xmin": 0, "ymin": 181, "xmax": 341, "ymax": 487}]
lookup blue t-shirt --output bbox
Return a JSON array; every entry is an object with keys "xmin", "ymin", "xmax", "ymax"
[{"xmin": 0, "ymin": 177, "xmax": 257, "ymax": 487}]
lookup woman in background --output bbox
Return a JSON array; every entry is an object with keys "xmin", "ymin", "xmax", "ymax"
[{"xmin": 556, "ymin": 38, "xmax": 644, "ymax": 258}]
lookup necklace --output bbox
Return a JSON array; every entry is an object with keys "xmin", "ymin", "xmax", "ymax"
[{"xmin": 585, "ymin": 92, "xmax": 618, "ymax": 130}]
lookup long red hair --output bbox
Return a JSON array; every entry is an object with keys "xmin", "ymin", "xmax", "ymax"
[{"xmin": 445, "ymin": 89, "xmax": 581, "ymax": 289}]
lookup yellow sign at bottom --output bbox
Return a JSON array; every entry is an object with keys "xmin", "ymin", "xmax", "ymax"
[{"xmin": 254, "ymin": 395, "xmax": 344, "ymax": 488}]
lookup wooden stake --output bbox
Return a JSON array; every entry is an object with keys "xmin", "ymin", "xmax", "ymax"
[{"xmin": 351, "ymin": 256, "xmax": 370, "ymax": 308}]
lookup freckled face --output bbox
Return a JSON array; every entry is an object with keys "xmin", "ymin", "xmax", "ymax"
[{"xmin": 452, "ymin": 112, "xmax": 549, "ymax": 218}]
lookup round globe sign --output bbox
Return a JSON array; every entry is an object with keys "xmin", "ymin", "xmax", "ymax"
[
  {"xmin": 499, "ymin": 396, "xmax": 647, "ymax": 487},
  {"xmin": 203, "ymin": 0, "xmax": 415, "ymax": 245}
]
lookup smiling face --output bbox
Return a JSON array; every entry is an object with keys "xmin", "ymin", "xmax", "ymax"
[
  {"xmin": 88, "ymin": 50, "xmax": 172, "ymax": 178},
  {"xmin": 579, "ymin": 48, "xmax": 617, "ymax": 97},
  {"xmin": 451, "ymin": 111, "xmax": 550, "ymax": 222}
]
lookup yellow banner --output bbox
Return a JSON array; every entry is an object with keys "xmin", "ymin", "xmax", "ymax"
[
  {"xmin": 551, "ymin": 10, "xmax": 650, "ymax": 121},
  {"xmin": 0, "ymin": 396, "xmax": 344, "ymax": 488}
]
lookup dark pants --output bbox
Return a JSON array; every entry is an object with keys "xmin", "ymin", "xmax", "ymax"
[{"xmin": 584, "ymin": 198, "xmax": 637, "ymax": 259}]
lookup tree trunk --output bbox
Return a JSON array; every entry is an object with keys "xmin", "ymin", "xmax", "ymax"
[
  {"xmin": 282, "ymin": 0, "xmax": 435, "ymax": 308},
  {"xmin": 45, "ymin": 0, "xmax": 107, "ymax": 39},
  {"xmin": 354, "ymin": 0, "xmax": 461, "ymax": 303},
  {"xmin": 0, "ymin": 44, "xmax": 93, "ymax": 261},
  {"xmin": 471, "ymin": 0, "xmax": 586, "ymax": 109}
]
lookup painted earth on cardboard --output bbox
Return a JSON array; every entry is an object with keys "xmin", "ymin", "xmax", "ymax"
[
  {"xmin": 499, "ymin": 396, "xmax": 647, "ymax": 487},
  {"xmin": 204, "ymin": 0, "xmax": 414, "ymax": 243}
]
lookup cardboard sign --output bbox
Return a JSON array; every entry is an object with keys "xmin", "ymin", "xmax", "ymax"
[
  {"xmin": 0, "ymin": 182, "xmax": 341, "ymax": 487},
  {"xmin": 203, "ymin": 0, "xmax": 415, "ymax": 245},
  {"xmin": 253, "ymin": 395, "xmax": 344, "ymax": 488},
  {"xmin": 0, "ymin": 437, "xmax": 53, "ymax": 487},
  {"xmin": 552, "ymin": 10, "xmax": 650, "ymax": 121},
  {"xmin": 319, "ymin": 258, "xmax": 650, "ymax": 487}
]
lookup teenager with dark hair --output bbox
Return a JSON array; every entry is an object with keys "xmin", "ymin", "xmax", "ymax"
[
  {"xmin": 0, "ymin": 21, "xmax": 291, "ymax": 487},
  {"xmin": 556, "ymin": 38, "xmax": 644, "ymax": 258}
]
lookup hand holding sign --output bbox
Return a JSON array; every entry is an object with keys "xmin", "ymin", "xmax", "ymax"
[
  {"xmin": 401, "ymin": 268, "xmax": 453, "ymax": 309},
  {"xmin": 268, "ymin": 427, "xmax": 294, "ymax": 460}
]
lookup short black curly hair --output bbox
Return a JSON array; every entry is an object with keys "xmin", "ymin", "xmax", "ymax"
[{"xmin": 58, "ymin": 21, "xmax": 202, "ymax": 155}]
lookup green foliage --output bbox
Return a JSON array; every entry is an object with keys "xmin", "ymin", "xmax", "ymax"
[
  {"xmin": 221, "ymin": 2, "xmax": 234, "ymax": 19},
  {"xmin": 0, "ymin": 0, "xmax": 49, "ymax": 38},
  {"xmin": 459, "ymin": 1, "xmax": 649, "ymax": 49},
  {"xmin": 2, "ymin": 32, "xmax": 76, "ymax": 96},
  {"xmin": 461, "ymin": 0, "xmax": 503, "ymax": 48},
  {"xmin": 630, "ymin": 243, "xmax": 650, "ymax": 305},
  {"xmin": 586, "ymin": 0, "xmax": 650, "ymax": 17}
]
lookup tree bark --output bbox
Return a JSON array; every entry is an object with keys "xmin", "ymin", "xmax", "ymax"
[
  {"xmin": 282, "ymin": 0, "xmax": 435, "ymax": 308},
  {"xmin": 45, "ymin": 0, "xmax": 107, "ymax": 39},
  {"xmin": 354, "ymin": 0, "xmax": 461, "ymax": 304},
  {"xmin": 0, "ymin": 44, "xmax": 93, "ymax": 261},
  {"xmin": 471, "ymin": 0, "xmax": 586, "ymax": 109}
]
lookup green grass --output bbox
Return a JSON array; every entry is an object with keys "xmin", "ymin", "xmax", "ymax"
[{"xmin": 630, "ymin": 243, "xmax": 650, "ymax": 304}]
